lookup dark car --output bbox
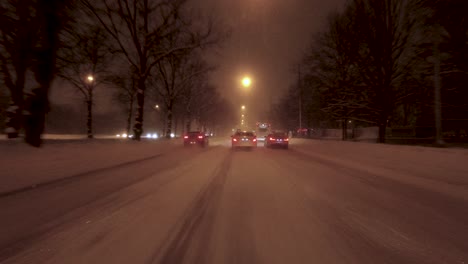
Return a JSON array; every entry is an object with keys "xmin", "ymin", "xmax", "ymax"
[
  {"xmin": 265, "ymin": 132, "xmax": 289, "ymax": 149},
  {"xmin": 183, "ymin": 131, "xmax": 209, "ymax": 147}
]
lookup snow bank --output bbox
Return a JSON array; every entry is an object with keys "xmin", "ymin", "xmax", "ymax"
[{"xmin": 291, "ymin": 139, "xmax": 468, "ymax": 189}]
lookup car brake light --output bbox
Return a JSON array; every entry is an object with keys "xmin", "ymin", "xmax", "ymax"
[
  {"xmin": 184, "ymin": 136, "xmax": 188, "ymax": 139},
  {"xmin": 269, "ymin": 137, "xmax": 274, "ymax": 141},
  {"xmin": 198, "ymin": 135, "xmax": 203, "ymax": 139},
  {"xmin": 233, "ymin": 138, "xmax": 237, "ymax": 142},
  {"xmin": 285, "ymin": 138, "xmax": 289, "ymax": 141},
  {"xmin": 253, "ymin": 138, "xmax": 257, "ymax": 142}
]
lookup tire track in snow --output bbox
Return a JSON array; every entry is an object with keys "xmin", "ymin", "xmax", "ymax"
[
  {"xmin": 0, "ymin": 154, "xmax": 164, "ymax": 198},
  {"xmin": 153, "ymin": 150, "xmax": 232, "ymax": 264}
]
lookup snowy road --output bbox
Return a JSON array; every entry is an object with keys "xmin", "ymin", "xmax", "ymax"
[{"xmin": 1, "ymin": 139, "xmax": 468, "ymax": 264}]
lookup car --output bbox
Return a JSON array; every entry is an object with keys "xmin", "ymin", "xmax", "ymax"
[
  {"xmin": 265, "ymin": 132, "xmax": 289, "ymax": 149},
  {"xmin": 183, "ymin": 131, "xmax": 209, "ymax": 147},
  {"xmin": 231, "ymin": 131, "xmax": 257, "ymax": 149}
]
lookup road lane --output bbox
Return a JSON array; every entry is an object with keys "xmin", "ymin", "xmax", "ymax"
[{"xmin": 1, "ymin": 141, "xmax": 467, "ymax": 264}]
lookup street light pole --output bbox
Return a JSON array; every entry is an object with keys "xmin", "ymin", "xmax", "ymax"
[
  {"xmin": 86, "ymin": 75, "xmax": 94, "ymax": 139},
  {"xmin": 298, "ymin": 64, "xmax": 302, "ymax": 130}
]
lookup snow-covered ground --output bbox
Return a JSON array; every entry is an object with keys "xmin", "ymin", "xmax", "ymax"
[
  {"xmin": 0, "ymin": 135, "xmax": 223, "ymax": 195},
  {"xmin": 1, "ymin": 136, "xmax": 467, "ymax": 196},
  {"xmin": 1, "ymin": 137, "xmax": 468, "ymax": 263}
]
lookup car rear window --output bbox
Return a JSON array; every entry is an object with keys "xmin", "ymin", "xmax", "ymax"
[
  {"xmin": 272, "ymin": 133, "xmax": 287, "ymax": 137},
  {"xmin": 236, "ymin": 132, "xmax": 255, "ymax": 136}
]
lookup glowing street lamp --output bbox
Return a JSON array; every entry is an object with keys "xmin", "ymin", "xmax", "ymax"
[
  {"xmin": 241, "ymin": 76, "xmax": 252, "ymax": 88},
  {"xmin": 241, "ymin": 105, "xmax": 246, "ymax": 110},
  {"xmin": 87, "ymin": 75, "xmax": 94, "ymax": 82}
]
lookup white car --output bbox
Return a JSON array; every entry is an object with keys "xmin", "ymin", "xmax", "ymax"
[{"xmin": 231, "ymin": 131, "xmax": 257, "ymax": 149}]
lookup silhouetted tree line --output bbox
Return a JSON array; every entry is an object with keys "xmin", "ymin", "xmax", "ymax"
[
  {"xmin": 0, "ymin": 0, "xmax": 231, "ymax": 146},
  {"xmin": 274, "ymin": 0, "xmax": 468, "ymax": 143}
]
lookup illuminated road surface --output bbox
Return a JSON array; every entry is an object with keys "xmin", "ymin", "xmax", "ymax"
[{"xmin": 1, "ymin": 139, "xmax": 467, "ymax": 264}]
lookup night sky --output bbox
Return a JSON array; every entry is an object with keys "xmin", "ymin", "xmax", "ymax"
[
  {"xmin": 47, "ymin": 0, "xmax": 346, "ymax": 132},
  {"xmin": 196, "ymin": 0, "xmax": 345, "ymax": 121}
]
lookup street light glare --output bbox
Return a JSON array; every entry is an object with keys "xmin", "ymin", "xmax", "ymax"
[
  {"xmin": 87, "ymin": 75, "xmax": 94, "ymax": 82},
  {"xmin": 241, "ymin": 105, "xmax": 246, "ymax": 110},
  {"xmin": 241, "ymin": 76, "xmax": 251, "ymax": 88}
]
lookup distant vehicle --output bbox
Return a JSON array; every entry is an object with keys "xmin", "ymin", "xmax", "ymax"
[
  {"xmin": 231, "ymin": 131, "xmax": 257, "ymax": 149},
  {"xmin": 255, "ymin": 122, "xmax": 271, "ymax": 142},
  {"xmin": 265, "ymin": 131, "xmax": 289, "ymax": 149},
  {"xmin": 183, "ymin": 131, "xmax": 209, "ymax": 147}
]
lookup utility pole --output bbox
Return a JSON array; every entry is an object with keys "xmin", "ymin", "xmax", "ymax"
[
  {"xmin": 433, "ymin": 26, "xmax": 445, "ymax": 146},
  {"xmin": 298, "ymin": 64, "xmax": 302, "ymax": 130}
]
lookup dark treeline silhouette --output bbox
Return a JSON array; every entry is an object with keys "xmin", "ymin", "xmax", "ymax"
[
  {"xmin": 0, "ymin": 0, "xmax": 231, "ymax": 146},
  {"xmin": 274, "ymin": 0, "xmax": 468, "ymax": 144},
  {"xmin": 0, "ymin": 0, "xmax": 73, "ymax": 146}
]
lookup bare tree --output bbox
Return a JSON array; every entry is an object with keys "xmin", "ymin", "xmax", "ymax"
[
  {"xmin": 350, "ymin": 0, "xmax": 420, "ymax": 142},
  {"xmin": 81, "ymin": 0, "xmax": 218, "ymax": 140},
  {"xmin": 303, "ymin": 8, "xmax": 364, "ymax": 140},
  {"xmin": 152, "ymin": 50, "xmax": 213, "ymax": 138},
  {"xmin": 108, "ymin": 66, "xmax": 138, "ymax": 136},
  {"xmin": 57, "ymin": 20, "xmax": 112, "ymax": 138}
]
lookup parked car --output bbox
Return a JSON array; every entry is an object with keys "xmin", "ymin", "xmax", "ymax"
[
  {"xmin": 231, "ymin": 131, "xmax": 257, "ymax": 149},
  {"xmin": 265, "ymin": 132, "xmax": 289, "ymax": 149},
  {"xmin": 183, "ymin": 131, "xmax": 209, "ymax": 147}
]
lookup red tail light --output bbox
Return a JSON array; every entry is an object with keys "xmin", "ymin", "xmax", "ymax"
[
  {"xmin": 184, "ymin": 136, "xmax": 188, "ymax": 139},
  {"xmin": 233, "ymin": 138, "xmax": 237, "ymax": 142},
  {"xmin": 285, "ymin": 138, "xmax": 289, "ymax": 141},
  {"xmin": 269, "ymin": 137, "xmax": 274, "ymax": 141},
  {"xmin": 198, "ymin": 135, "xmax": 203, "ymax": 139},
  {"xmin": 253, "ymin": 138, "xmax": 257, "ymax": 142}
]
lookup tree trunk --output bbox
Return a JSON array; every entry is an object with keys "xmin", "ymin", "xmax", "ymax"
[
  {"xmin": 185, "ymin": 106, "xmax": 192, "ymax": 133},
  {"xmin": 126, "ymin": 96, "xmax": 134, "ymax": 136},
  {"xmin": 165, "ymin": 99, "xmax": 174, "ymax": 138},
  {"xmin": 162, "ymin": 117, "xmax": 166, "ymax": 137},
  {"xmin": 378, "ymin": 116, "xmax": 387, "ymax": 143},
  {"xmin": 24, "ymin": 88, "xmax": 49, "ymax": 147},
  {"xmin": 342, "ymin": 118, "xmax": 348, "ymax": 141},
  {"xmin": 24, "ymin": 0, "xmax": 62, "ymax": 147},
  {"xmin": 86, "ymin": 94, "xmax": 93, "ymax": 139},
  {"xmin": 6, "ymin": 69, "xmax": 26, "ymax": 138},
  {"xmin": 133, "ymin": 77, "xmax": 145, "ymax": 140},
  {"xmin": 5, "ymin": 4, "xmax": 31, "ymax": 138},
  {"xmin": 165, "ymin": 108, "xmax": 173, "ymax": 139},
  {"xmin": 5, "ymin": 101, "xmax": 21, "ymax": 138},
  {"xmin": 186, "ymin": 117, "xmax": 191, "ymax": 133},
  {"xmin": 174, "ymin": 115, "xmax": 178, "ymax": 137}
]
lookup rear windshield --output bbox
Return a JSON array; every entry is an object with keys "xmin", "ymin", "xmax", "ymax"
[
  {"xmin": 235, "ymin": 132, "xmax": 255, "ymax": 136},
  {"xmin": 188, "ymin": 131, "xmax": 201, "ymax": 135},
  {"xmin": 272, "ymin": 132, "xmax": 287, "ymax": 137}
]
